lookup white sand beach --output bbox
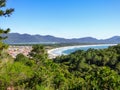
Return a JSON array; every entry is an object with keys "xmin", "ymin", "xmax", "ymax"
[
  {"xmin": 8, "ymin": 44, "xmax": 117, "ymax": 59},
  {"xmin": 47, "ymin": 44, "xmax": 117, "ymax": 59}
]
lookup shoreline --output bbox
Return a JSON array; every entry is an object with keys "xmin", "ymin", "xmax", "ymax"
[{"xmin": 47, "ymin": 44, "xmax": 117, "ymax": 59}]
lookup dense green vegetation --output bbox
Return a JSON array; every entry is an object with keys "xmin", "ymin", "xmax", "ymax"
[
  {"xmin": 0, "ymin": 44, "xmax": 120, "ymax": 90},
  {"xmin": 1, "ymin": 0, "xmax": 120, "ymax": 90},
  {"xmin": 0, "ymin": 0, "xmax": 14, "ymax": 55},
  {"xmin": 54, "ymin": 45, "xmax": 120, "ymax": 89}
]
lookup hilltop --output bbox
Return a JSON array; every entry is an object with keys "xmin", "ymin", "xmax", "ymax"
[{"xmin": 3, "ymin": 33, "xmax": 120, "ymax": 44}]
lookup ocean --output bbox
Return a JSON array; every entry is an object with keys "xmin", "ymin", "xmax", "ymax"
[
  {"xmin": 48, "ymin": 44, "xmax": 117, "ymax": 57},
  {"xmin": 62, "ymin": 45, "xmax": 111, "ymax": 54}
]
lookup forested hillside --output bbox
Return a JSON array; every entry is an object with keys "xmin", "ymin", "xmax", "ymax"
[
  {"xmin": 0, "ymin": 44, "xmax": 120, "ymax": 90},
  {"xmin": 1, "ymin": 0, "xmax": 120, "ymax": 90}
]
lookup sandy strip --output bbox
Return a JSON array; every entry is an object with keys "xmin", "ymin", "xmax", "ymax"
[{"xmin": 47, "ymin": 44, "xmax": 117, "ymax": 59}]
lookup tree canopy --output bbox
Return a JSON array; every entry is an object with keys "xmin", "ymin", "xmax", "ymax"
[
  {"xmin": 0, "ymin": 0, "xmax": 14, "ymax": 54},
  {"xmin": 0, "ymin": 0, "xmax": 120, "ymax": 90}
]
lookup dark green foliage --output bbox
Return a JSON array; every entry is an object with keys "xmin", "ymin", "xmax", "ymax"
[
  {"xmin": 1, "ymin": 2, "xmax": 120, "ymax": 87},
  {"xmin": 15, "ymin": 53, "xmax": 34, "ymax": 66},
  {"xmin": 1, "ymin": 1, "xmax": 120, "ymax": 89},
  {"xmin": 0, "ymin": 0, "xmax": 14, "ymax": 38},
  {"xmin": 0, "ymin": 62, "xmax": 33, "ymax": 90},
  {"xmin": 84, "ymin": 67, "xmax": 120, "ymax": 90},
  {"xmin": 0, "ymin": 0, "xmax": 14, "ymax": 55},
  {"xmin": 53, "ymin": 45, "xmax": 120, "ymax": 89},
  {"xmin": 29, "ymin": 44, "xmax": 48, "ymax": 63},
  {"xmin": 15, "ymin": 53, "xmax": 29, "ymax": 62},
  {"xmin": 0, "ymin": 0, "xmax": 14, "ymax": 16},
  {"xmin": 1, "ymin": 44, "xmax": 120, "ymax": 89},
  {"xmin": 115, "ymin": 62, "xmax": 120, "ymax": 74}
]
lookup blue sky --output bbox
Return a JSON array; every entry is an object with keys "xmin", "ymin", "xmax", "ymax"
[{"xmin": 1, "ymin": 0, "xmax": 120, "ymax": 39}]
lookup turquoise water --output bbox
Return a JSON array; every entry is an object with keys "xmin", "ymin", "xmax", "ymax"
[{"xmin": 62, "ymin": 45, "xmax": 110, "ymax": 55}]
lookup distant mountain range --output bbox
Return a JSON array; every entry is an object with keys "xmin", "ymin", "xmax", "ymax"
[{"xmin": 3, "ymin": 33, "xmax": 120, "ymax": 44}]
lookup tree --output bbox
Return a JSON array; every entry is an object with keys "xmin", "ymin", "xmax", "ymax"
[
  {"xmin": 15, "ymin": 53, "xmax": 34, "ymax": 66},
  {"xmin": 115, "ymin": 62, "xmax": 120, "ymax": 74},
  {"xmin": 15, "ymin": 53, "xmax": 28, "ymax": 62},
  {"xmin": 0, "ymin": 0, "xmax": 14, "ymax": 54},
  {"xmin": 0, "ymin": 62, "xmax": 33, "ymax": 90},
  {"xmin": 85, "ymin": 67, "xmax": 120, "ymax": 90},
  {"xmin": 29, "ymin": 45, "xmax": 48, "ymax": 63}
]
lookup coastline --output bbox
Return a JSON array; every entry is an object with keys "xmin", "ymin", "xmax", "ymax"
[{"xmin": 47, "ymin": 44, "xmax": 117, "ymax": 59}]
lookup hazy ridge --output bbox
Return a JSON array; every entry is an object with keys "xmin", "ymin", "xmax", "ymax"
[{"xmin": 3, "ymin": 33, "xmax": 120, "ymax": 44}]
